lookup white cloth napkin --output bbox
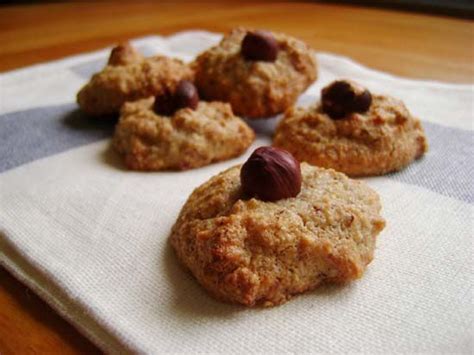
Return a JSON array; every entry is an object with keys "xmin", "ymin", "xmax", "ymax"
[{"xmin": 0, "ymin": 31, "xmax": 472, "ymax": 354}]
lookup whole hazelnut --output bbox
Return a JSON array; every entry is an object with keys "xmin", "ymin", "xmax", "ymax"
[
  {"xmin": 154, "ymin": 80, "xmax": 199, "ymax": 116},
  {"xmin": 321, "ymin": 80, "xmax": 372, "ymax": 119},
  {"xmin": 241, "ymin": 31, "xmax": 279, "ymax": 62},
  {"xmin": 240, "ymin": 146, "xmax": 302, "ymax": 202}
]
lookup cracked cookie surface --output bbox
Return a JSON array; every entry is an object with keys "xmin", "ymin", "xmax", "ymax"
[
  {"xmin": 113, "ymin": 98, "xmax": 255, "ymax": 171},
  {"xmin": 274, "ymin": 95, "xmax": 428, "ymax": 176},
  {"xmin": 77, "ymin": 43, "xmax": 193, "ymax": 116},
  {"xmin": 193, "ymin": 28, "xmax": 318, "ymax": 119},
  {"xmin": 171, "ymin": 163, "xmax": 385, "ymax": 306}
]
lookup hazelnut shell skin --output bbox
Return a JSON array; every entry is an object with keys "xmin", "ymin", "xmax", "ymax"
[
  {"xmin": 175, "ymin": 80, "xmax": 199, "ymax": 110},
  {"xmin": 153, "ymin": 80, "xmax": 199, "ymax": 116},
  {"xmin": 322, "ymin": 80, "xmax": 372, "ymax": 119},
  {"xmin": 241, "ymin": 31, "xmax": 279, "ymax": 62},
  {"xmin": 352, "ymin": 89, "xmax": 372, "ymax": 113},
  {"xmin": 153, "ymin": 90, "xmax": 176, "ymax": 116},
  {"xmin": 240, "ymin": 146, "xmax": 302, "ymax": 202}
]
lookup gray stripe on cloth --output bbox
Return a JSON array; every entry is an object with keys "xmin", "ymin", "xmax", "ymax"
[
  {"xmin": 0, "ymin": 104, "xmax": 115, "ymax": 173},
  {"xmin": 0, "ymin": 104, "xmax": 472, "ymax": 203},
  {"xmin": 389, "ymin": 121, "xmax": 473, "ymax": 203},
  {"xmin": 70, "ymin": 44, "xmax": 159, "ymax": 79}
]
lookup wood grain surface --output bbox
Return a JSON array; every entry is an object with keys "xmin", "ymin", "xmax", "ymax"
[{"xmin": 0, "ymin": 2, "xmax": 472, "ymax": 354}]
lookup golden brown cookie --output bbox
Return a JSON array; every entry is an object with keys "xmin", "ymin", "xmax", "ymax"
[
  {"xmin": 193, "ymin": 28, "xmax": 318, "ymax": 119},
  {"xmin": 77, "ymin": 43, "xmax": 193, "ymax": 116},
  {"xmin": 112, "ymin": 97, "xmax": 255, "ymax": 171},
  {"xmin": 171, "ymin": 159, "xmax": 385, "ymax": 307},
  {"xmin": 274, "ymin": 80, "xmax": 428, "ymax": 176}
]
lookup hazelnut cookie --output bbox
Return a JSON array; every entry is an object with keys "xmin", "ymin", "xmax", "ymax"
[
  {"xmin": 77, "ymin": 42, "xmax": 193, "ymax": 116},
  {"xmin": 193, "ymin": 28, "xmax": 318, "ymax": 119},
  {"xmin": 113, "ymin": 81, "xmax": 255, "ymax": 171},
  {"xmin": 171, "ymin": 147, "xmax": 385, "ymax": 306},
  {"xmin": 274, "ymin": 80, "xmax": 428, "ymax": 176}
]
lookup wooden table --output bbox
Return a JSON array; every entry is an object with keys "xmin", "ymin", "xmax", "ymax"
[{"xmin": 0, "ymin": 2, "xmax": 472, "ymax": 354}]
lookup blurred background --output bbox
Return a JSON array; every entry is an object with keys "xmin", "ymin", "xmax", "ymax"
[
  {"xmin": 0, "ymin": 0, "xmax": 473, "ymax": 19},
  {"xmin": 1, "ymin": 0, "xmax": 473, "ymax": 81}
]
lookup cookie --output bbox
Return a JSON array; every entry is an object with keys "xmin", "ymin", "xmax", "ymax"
[
  {"xmin": 193, "ymin": 28, "xmax": 318, "ymax": 119},
  {"xmin": 274, "ymin": 80, "xmax": 428, "ymax": 176},
  {"xmin": 77, "ymin": 42, "xmax": 193, "ymax": 116},
  {"xmin": 171, "ymin": 147, "xmax": 385, "ymax": 306},
  {"xmin": 112, "ymin": 93, "xmax": 255, "ymax": 171}
]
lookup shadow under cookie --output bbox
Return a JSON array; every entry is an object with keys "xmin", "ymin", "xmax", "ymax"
[
  {"xmin": 62, "ymin": 108, "xmax": 118, "ymax": 133},
  {"xmin": 162, "ymin": 241, "xmax": 242, "ymax": 319},
  {"xmin": 163, "ymin": 238, "xmax": 353, "ymax": 315},
  {"xmin": 100, "ymin": 145, "xmax": 127, "ymax": 171}
]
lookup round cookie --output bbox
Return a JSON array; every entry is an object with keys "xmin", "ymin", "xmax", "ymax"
[
  {"xmin": 274, "ymin": 81, "xmax": 428, "ymax": 176},
  {"xmin": 193, "ymin": 28, "xmax": 318, "ymax": 119},
  {"xmin": 77, "ymin": 43, "xmax": 193, "ymax": 116},
  {"xmin": 113, "ymin": 98, "xmax": 255, "ymax": 171},
  {"xmin": 171, "ymin": 162, "xmax": 385, "ymax": 307}
]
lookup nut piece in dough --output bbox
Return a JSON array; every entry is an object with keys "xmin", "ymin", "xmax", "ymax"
[
  {"xmin": 171, "ymin": 163, "xmax": 385, "ymax": 306},
  {"xmin": 77, "ymin": 42, "xmax": 193, "ymax": 116},
  {"xmin": 274, "ymin": 81, "xmax": 428, "ymax": 176},
  {"xmin": 113, "ymin": 98, "xmax": 255, "ymax": 171},
  {"xmin": 193, "ymin": 28, "xmax": 318, "ymax": 119}
]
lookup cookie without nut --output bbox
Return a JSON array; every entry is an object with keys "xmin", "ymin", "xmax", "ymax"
[
  {"xmin": 193, "ymin": 28, "xmax": 318, "ymax": 119},
  {"xmin": 77, "ymin": 43, "xmax": 193, "ymax": 116},
  {"xmin": 171, "ymin": 163, "xmax": 385, "ymax": 306},
  {"xmin": 274, "ymin": 93, "xmax": 428, "ymax": 176},
  {"xmin": 113, "ymin": 98, "xmax": 255, "ymax": 171}
]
